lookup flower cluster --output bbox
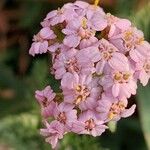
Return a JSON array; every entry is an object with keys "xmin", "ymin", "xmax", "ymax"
[{"xmin": 29, "ymin": 1, "xmax": 150, "ymax": 149}]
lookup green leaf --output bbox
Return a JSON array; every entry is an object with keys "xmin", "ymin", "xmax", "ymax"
[
  {"xmin": 132, "ymin": 2, "xmax": 150, "ymax": 41},
  {"xmin": 137, "ymin": 84, "xmax": 150, "ymax": 150}
]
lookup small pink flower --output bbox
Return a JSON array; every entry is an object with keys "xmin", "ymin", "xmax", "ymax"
[
  {"xmin": 100, "ymin": 69, "xmax": 137, "ymax": 98},
  {"xmin": 87, "ymin": 2, "xmax": 106, "ymax": 16},
  {"xmin": 53, "ymin": 102, "xmax": 77, "ymax": 129},
  {"xmin": 62, "ymin": 13, "xmax": 106, "ymax": 48},
  {"xmin": 129, "ymin": 41, "xmax": 150, "ymax": 62},
  {"xmin": 61, "ymin": 73, "xmax": 101, "ymax": 110},
  {"xmin": 40, "ymin": 120, "xmax": 65, "ymax": 149},
  {"xmin": 109, "ymin": 27, "xmax": 144, "ymax": 54},
  {"xmin": 29, "ymin": 27, "xmax": 56, "ymax": 56},
  {"xmin": 96, "ymin": 39, "xmax": 129, "ymax": 74},
  {"xmin": 50, "ymin": 44, "xmax": 70, "ymax": 63},
  {"xmin": 106, "ymin": 13, "xmax": 131, "ymax": 38},
  {"xmin": 62, "ymin": 17, "xmax": 96, "ymax": 48},
  {"xmin": 72, "ymin": 110, "xmax": 107, "ymax": 137},
  {"xmin": 53, "ymin": 47, "xmax": 96, "ymax": 79},
  {"xmin": 42, "ymin": 9, "xmax": 66, "ymax": 26},
  {"xmin": 64, "ymin": 1, "xmax": 89, "ymax": 17},
  {"xmin": 76, "ymin": 45, "xmax": 100, "ymax": 63},
  {"xmin": 85, "ymin": 8, "xmax": 107, "ymax": 31},
  {"xmin": 135, "ymin": 58, "xmax": 150, "ymax": 86},
  {"xmin": 96, "ymin": 94, "xmax": 136, "ymax": 121},
  {"xmin": 35, "ymin": 86, "xmax": 56, "ymax": 118}
]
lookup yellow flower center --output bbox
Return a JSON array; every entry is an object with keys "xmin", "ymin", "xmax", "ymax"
[
  {"xmin": 136, "ymin": 37, "xmax": 144, "ymax": 45},
  {"xmin": 108, "ymin": 101, "xmax": 125, "ymax": 120},
  {"xmin": 82, "ymin": 18, "xmax": 88, "ymax": 29},
  {"xmin": 124, "ymin": 31, "xmax": 133, "ymax": 41},
  {"xmin": 123, "ymin": 73, "xmax": 131, "ymax": 80},
  {"xmin": 74, "ymin": 85, "xmax": 90, "ymax": 105},
  {"xmin": 113, "ymin": 72, "xmax": 131, "ymax": 83},
  {"xmin": 114, "ymin": 72, "xmax": 122, "ymax": 81}
]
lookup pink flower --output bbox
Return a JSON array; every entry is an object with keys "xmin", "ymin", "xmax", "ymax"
[
  {"xmin": 76, "ymin": 45, "xmax": 100, "ymax": 63},
  {"xmin": 63, "ymin": 1, "xmax": 89, "ymax": 17},
  {"xmin": 96, "ymin": 94, "xmax": 136, "ymax": 121},
  {"xmin": 53, "ymin": 102, "xmax": 77, "ymax": 129},
  {"xmin": 106, "ymin": 13, "xmax": 131, "ymax": 38},
  {"xmin": 100, "ymin": 69, "xmax": 137, "ymax": 98},
  {"xmin": 41, "ymin": 9, "xmax": 68, "ymax": 26},
  {"xmin": 72, "ymin": 110, "xmax": 107, "ymax": 137},
  {"xmin": 61, "ymin": 73, "xmax": 101, "ymax": 110},
  {"xmin": 29, "ymin": 1, "xmax": 150, "ymax": 148},
  {"xmin": 85, "ymin": 10, "xmax": 107, "ymax": 31},
  {"xmin": 40, "ymin": 120, "xmax": 65, "ymax": 149},
  {"xmin": 29, "ymin": 27, "xmax": 56, "ymax": 56},
  {"xmin": 42, "ymin": 1, "xmax": 87, "ymax": 27},
  {"xmin": 35, "ymin": 86, "xmax": 56, "ymax": 118},
  {"xmin": 109, "ymin": 27, "xmax": 144, "ymax": 54},
  {"xmin": 135, "ymin": 58, "xmax": 150, "ymax": 86},
  {"xmin": 74, "ymin": 0, "xmax": 89, "ymax": 11},
  {"xmin": 53, "ymin": 47, "xmax": 96, "ymax": 79},
  {"xmin": 87, "ymin": 2, "xmax": 106, "ymax": 16},
  {"xmin": 62, "ymin": 11, "xmax": 107, "ymax": 48},
  {"xmin": 62, "ymin": 17, "xmax": 97, "ymax": 48},
  {"xmin": 95, "ymin": 39, "xmax": 129, "ymax": 74},
  {"xmin": 129, "ymin": 41, "xmax": 150, "ymax": 62},
  {"xmin": 50, "ymin": 44, "xmax": 70, "ymax": 63}
]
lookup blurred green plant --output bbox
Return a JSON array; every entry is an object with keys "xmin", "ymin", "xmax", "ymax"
[
  {"xmin": 137, "ymin": 84, "xmax": 150, "ymax": 150},
  {"xmin": 0, "ymin": 113, "xmax": 49, "ymax": 150}
]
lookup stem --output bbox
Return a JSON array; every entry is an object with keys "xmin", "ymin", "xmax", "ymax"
[{"xmin": 94, "ymin": 0, "xmax": 100, "ymax": 6}]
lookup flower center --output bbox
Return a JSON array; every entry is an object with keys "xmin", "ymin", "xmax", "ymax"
[
  {"xmin": 85, "ymin": 118, "xmax": 95, "ymax": 131},
  {"xmin": 100, "ymin": 43, "xmax": 116, "ymax": 61},
  {"xmin": 123, "ymin": 73, "xmax": 131, "ymax": 80},
  {"xmin": 113, "ymin": 72, "xmax": 131, "ymax": 83},
  {"xmin": 65, "ymin": 58, "xmax": 80, "ymax": 73},
  {"xmin": 81, "ymin": 17, "xmax": 88, "ymax": 29},
  {"xmin": 143, "ymin": 60, "xmax": 150, "ymax": 74},
  {"xmin": 108, "ymin": 101, "xmax": 125, "ymax": 120},
  {"xmin": 102, "ymin": 51, "xmax": 112, "ymax": 60},
  {"xmin": 124, "ymin": 31, "xmax": 133, "ymax": 41},
  {"xmin": 75, "ymin": 85, "xmax": 90, "ymax": 105},
  {"xmin": 123, "ymin": 29, "xmax": 144, "ymax": 50},
  {"xmin": 135, "ymin": 37, "xmax": 144, "ymax": 45},
  {"xmin": 41, "ymin": 98, "xmax": 50, "ymax": 107},
  {"xmin": 79, "ymin": 28, "xmax": 95, "ymax": 39},
  {"xmin": 57, "ymin": 112, "xmax": 67, "ymax": 124},
  {"xmin": 113, "ymin": 72, "xmax": 122, "ymax": 81}
]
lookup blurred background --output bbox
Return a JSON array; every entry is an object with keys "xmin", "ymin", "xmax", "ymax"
[{"xmin": 0, "ymin": 0, "xmax": 150, "ymax": 149}]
